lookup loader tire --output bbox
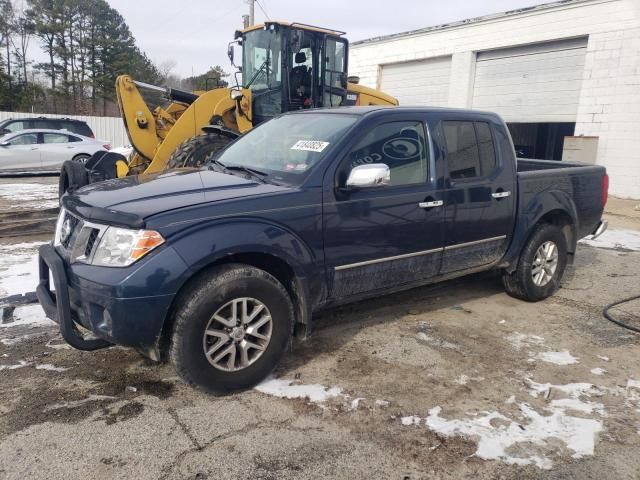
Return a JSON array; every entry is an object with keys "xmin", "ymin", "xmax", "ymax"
[
  {"xmin": 58, "ymin": 160, "xmax": 89, "ymax": 201},
  {"xmin": 165, "ymin": 134, "xmax": 233, "ymax": 170}
]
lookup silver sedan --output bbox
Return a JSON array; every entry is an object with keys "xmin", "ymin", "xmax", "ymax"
[{"xmin": 0, "ymin": 129, "xmax": 110, "ymax": 172}]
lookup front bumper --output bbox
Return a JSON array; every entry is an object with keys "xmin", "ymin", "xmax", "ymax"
[{"xmin": 36, "ymin": 244, "xmax": 178, "ymax": 356}]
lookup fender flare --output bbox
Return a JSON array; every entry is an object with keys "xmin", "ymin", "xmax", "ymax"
[
  {"xmin": 166, "ymin": 218, "xmax": 319, "ymax": 335},
  {"xmin": 503, "ymin": 189, "xmax": 579, "ymax": 272}
]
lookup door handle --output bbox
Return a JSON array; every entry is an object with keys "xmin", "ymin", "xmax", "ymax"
[
  {"xmin": 492, "ymin": 191, "xmax": 511, "ymax": 199},
  {"xmin": 418, "ymin": 200, "xmax": 444, "ymax": 208}
]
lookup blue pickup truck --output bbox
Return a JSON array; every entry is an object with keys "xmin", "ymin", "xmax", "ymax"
[{"xmin": 37, "ymin": 106, "xmax": 608, "ymax": 393}]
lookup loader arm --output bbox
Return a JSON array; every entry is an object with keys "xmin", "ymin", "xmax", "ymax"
[{"xmin": 115, "ymin": 74, "xmax": 253, "ymax": 175}]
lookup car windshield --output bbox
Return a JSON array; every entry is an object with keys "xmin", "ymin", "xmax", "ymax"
[{"xmin": 213, "ymin": 113, "xmax": 357, "ymax": 185}]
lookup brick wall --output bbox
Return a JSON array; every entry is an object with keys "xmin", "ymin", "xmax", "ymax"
[{"xmin": 350, "ymin": 0, "xmax": 640, "ymax": 198}]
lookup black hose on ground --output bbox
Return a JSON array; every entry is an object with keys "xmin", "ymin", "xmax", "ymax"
[{"xmin": 603, "ymin": 294, "xmax": 640, "ymax": 333}]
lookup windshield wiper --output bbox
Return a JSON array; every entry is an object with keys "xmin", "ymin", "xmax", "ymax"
[
  {"xmin": 208, "ymin": 160, "xmax": 268, "ymax": 184},
  {"xmin": 225, "ymin": 165, "xmax": 269, "ymax": 183},
  {"xmin": 208, "ymin": 158, "xmax": 230, "ymax": 174}
]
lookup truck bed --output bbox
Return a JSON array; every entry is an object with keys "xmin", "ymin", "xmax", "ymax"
[{"xmin": 516, "ymin": 158, "xmax": 606, "ymax": 239}]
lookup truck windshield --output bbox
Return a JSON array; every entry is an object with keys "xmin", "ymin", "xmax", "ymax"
[{"xmin": 213, "ymin": 113, "xmax": 357, "ymax": 186}]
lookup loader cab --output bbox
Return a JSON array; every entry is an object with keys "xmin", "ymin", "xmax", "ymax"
[{"xmin": 234, "ymin": 22, "xmax": 349, "ymax": 124}]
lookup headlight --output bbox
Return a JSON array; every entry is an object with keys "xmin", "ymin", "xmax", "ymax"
[{"xmin": 91, "ymin": 226, "xmax": 165, "ymax": 267}]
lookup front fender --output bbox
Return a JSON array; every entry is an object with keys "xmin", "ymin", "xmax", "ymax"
[
  {"xmin": 503, "ymin": 189, "xmax": 578, "ymax": 270},
  {"xmin": 169, "ymin": 217, "xmax": 320, "ymax": 300}
]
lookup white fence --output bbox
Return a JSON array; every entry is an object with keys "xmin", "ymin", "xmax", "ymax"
[{"xmin": 0, "ymin": 111, "xmax": 129, "ymax": 148}]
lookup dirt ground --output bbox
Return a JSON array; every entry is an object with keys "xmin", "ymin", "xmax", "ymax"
[{"xmin": 1, "ymin": 178, "xmax": 639, "ymax": 479}]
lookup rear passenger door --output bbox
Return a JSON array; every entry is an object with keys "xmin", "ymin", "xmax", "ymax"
[
  {"xmin": 437, "ymin": 118, "xmax": 515, "ymax": 274},
  {"xmin": 41, "ymin": 132, "xmax": 74, "ymax": 168}
]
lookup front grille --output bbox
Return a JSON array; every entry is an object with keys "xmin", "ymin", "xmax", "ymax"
[
  {"xmin": 84, "ymin": 229, "xmax": 100, "ymax": 257},
  {"xmin": 56, "ymin": 210, "xmax": 105, "ymax": 262}
]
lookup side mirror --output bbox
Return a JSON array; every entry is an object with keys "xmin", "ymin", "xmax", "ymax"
[
  {"xmin": 230, "ymin": 87, "xmax": 243, "ymax": 101},
  {"xmin": 227, "ymin": 43, "xmax": 236, "ymax": 66},
  {"xmin": 345, "ymin": 164, "xmax": 390, "ymax": 189}
]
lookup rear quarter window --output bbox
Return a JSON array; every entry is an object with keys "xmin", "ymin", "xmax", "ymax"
[{"xmin": 65, "ymin": 122, "xmax": 93, "ymax": 137}]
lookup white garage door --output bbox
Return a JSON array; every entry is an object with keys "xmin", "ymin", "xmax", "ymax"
[
  {"xmin": 380, "ymin": 56, "xmax": 452, "ymax": 107},
  {"xmin": 472, "ymin": 37, "xmax": 588, "ymax": 123}
]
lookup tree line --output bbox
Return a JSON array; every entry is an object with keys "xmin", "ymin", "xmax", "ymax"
[{"xmin": 0, "ymin": 0, "xmax": 229, "ymax": 117}]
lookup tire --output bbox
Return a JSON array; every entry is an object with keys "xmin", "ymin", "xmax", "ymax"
[
  {"xmin": 72, "ymin": 153, "xmax": 91, "ymax": 164},
  {"xmin": 58, "ymin": 160, "xmax": 89, "ymax": 200},
  {"xmin": 502, "ymin": 223, "xmax": 568, "ymax": 302},
  {"xmin": 170, "ymin": 264, "xmax": 294, "ymax": 394},
  {"xmin": 165, "ymin": 134, "xmax": 232, "ymax": 170}
]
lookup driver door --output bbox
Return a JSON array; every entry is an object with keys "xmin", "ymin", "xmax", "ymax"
[
  {"xmin": 323, "ymin": 117, "xmax": 445, "ymax": 299},
  {"xmin": 322, "ymin": 37, "xmax": 348, "ymax": 107},
  {"xmin": 0, "ymin": 132, "xmax": 41, "ymax": 170}
]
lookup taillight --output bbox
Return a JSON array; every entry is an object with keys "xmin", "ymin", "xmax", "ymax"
[
  {"xmin": 103, "ymin": 144, "xmax": 111, "ymax": 151},
  {"xmin": 601, "ymin": 174, "xmax": 609, "ymax": 207}
]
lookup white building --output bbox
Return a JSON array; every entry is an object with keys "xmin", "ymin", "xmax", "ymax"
[{"xmin": 349, "ymin": 0, "xmax": 640, "ymax": 199}]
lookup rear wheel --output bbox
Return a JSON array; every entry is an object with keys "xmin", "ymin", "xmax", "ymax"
[
  {"xmin": 58, "ymin": 160, "xmax": 88, "ymax": 201},
  {"xmin": 170, "ymin": 264, "xmax": 294, "ymax": 394},
  {"xmin": 502, "ymin": 223, "xmax": 568, "ymax": 301},
  {"xmin": 165, "ymin": 134, "xmax": 233, "ymax": 170}
]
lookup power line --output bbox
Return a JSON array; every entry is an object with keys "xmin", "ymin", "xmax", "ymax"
[{"xmin": 255, "ymin": 0, "xmax": 271, "ymax": 20}]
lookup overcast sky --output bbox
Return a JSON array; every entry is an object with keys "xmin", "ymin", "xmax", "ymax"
[{"xmin": 105, "ymin": 0, "xmax": 556, "ymax": 77}]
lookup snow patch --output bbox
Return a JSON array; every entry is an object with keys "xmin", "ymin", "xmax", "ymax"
[
  {"xmin": 579, "ymin": 228, "xmax": 640, "ymax": 252},
  {"xmin": 0, "ymin": 183, "xmax": 58, "ymax": 210},
  {"xmin": 0, "ymin": 305, "xmax": 53, "ymax": 329},
  {"xmin": 254, "ymin": 378, "xmax": 343, "ymax": 403},
  {"xmin": 535, "ymin": 350, "xmax": 579, "ymax": 365},
  {"xmin": 401, "ymin": 415, "xmax": 422, "ymax": 426},
  {"xmin": 591, "ymin": 368, "xmax": 607, "ymax": 376},
  {"xmin": 424, "ymin": 403, "xmax": 602, "ymax": 469},
  {"xmin": 0, "ymin": 242, "xmax": 43, "ymax": 297},
  {"xmin": 0, "ymin": 360, "xmax": 31, "ymax": 371},
  {"xmin": 506, "ymin": 332, "xmax": 545, "ymax": 350},
  {"xmin": 36, "ymin": 364, "xmax": 70, "ymax": 372},
  {"xmin": 597, "ymin": 355, "xmax": 610, "ymax": 362}
]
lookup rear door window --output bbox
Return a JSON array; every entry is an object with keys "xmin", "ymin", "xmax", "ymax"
[
  {"xmin": 65, "ymin": 121, "xmax": 92, "ymax": 137},
  {"xmin": 43, "ymin": 133, "xmax": 70, "ymax": 144},
  {"xmin": 443, "ymin": 121, "xmax": 497, "ymax": 179}
]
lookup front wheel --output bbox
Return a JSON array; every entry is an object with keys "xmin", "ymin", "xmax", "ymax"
[
  {"xmin": 170, "ymin": 264, "xmax": 294, "ymax": 394},
  {"xmin": 502, "ymin": 224, "xmax": 568, "ymax": 302}
]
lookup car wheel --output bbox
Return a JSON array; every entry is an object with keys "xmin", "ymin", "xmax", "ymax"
[
  {"xmin": 170, "ymin": 264, "xmax": 294, "ymax": 394},
  {"xmin": 58, "ymin": 160, "xmax": 89, "ymax": 201},
  {"xmin": 73, "ymin": 154, "xmax": 91, "ymax": 164},
  {"xmin": 502, "ymin": 224, "xmax": 568, "ymax": 302}
]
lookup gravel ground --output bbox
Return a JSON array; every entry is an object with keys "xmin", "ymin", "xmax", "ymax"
[{"xmin": 0, "ymin": 179, "xmax": 639, "ymax": 480}]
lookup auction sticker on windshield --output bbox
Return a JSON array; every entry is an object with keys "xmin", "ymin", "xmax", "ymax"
[{"xmin": 290, "ymin": 140, "xmax": 330, "ymax": 153}]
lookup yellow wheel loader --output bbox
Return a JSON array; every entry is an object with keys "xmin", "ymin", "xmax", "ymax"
[{"xmin": 58, "ymin": 22, "xmax": 398, "ymax": 196}]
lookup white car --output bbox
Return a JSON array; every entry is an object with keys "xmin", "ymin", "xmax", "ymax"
[{"xmin": 0, "ymin": 129, "xmax": 110, "ymax": 172}]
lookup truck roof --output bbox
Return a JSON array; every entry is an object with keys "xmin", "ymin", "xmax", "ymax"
[{"xmin": 290, "ymin": 105, "xmax": 503, "ymax": 120}]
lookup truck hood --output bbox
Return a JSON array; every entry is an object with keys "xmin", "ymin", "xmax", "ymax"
[{"xmin": 64, "ymin": 168, "xmax": 289, "ymax": 227}]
